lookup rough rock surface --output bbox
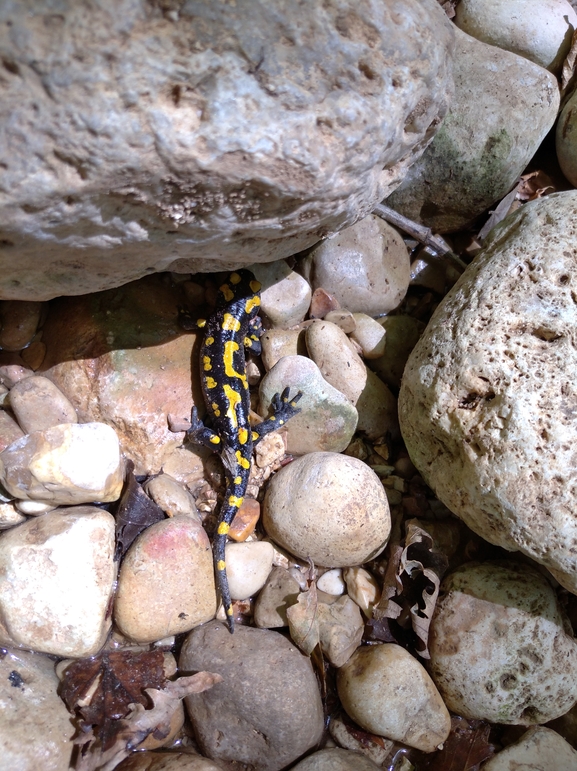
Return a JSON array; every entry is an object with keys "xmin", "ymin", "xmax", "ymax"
[
  {"xmin": 429, "ymin": 562, "xmax": 577, "ymax": 724},
  {"xmin": 0, "ymin": 648, "xmax": 74, "ymax": 771},
  {"xmin": 0, "ymin": 0, "xmax": 454, "ymax": 301},
  {"xmin": 399, "ymin": 192, "xmax": 577, "ymax": 593},
  {"xmin": 180, "ymin": 621, "xmax": 324, "ymax": 771},
  {"xmin": 0, "ymin": 506, "xmax": 116, "ymax": 656},
  {"xmin": 481, "ymin": 726, "xmax": 577, "ymax": 770},
  {"xmin": 387, "ymin": 27, "xmax": 559, "ymax": 232},
  {"xmin": 290, "ymin": 748, "xmax": 382, "ymax": 771}
]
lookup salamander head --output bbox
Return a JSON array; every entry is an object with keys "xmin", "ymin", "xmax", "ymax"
[{"xmin": 216, "ymin": 269, "xmax": 262, "ymax": 317}]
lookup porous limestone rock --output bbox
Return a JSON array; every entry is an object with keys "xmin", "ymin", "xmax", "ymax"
[
  {"xmin": 482, "ymin": 727, "xmax": 577, "ymax": 770},
  {"xmin": 387, "ymin": 27, "xmax": 559, "ymax": 232},
  {"xmin": 0, "ymin": 0, "xmax": 454, "ymax": 301},
  {"xmin": 429, "ymin": 562, "xmax": 577, "ymax": 724},
  {"xmin": 399, "ymin": 191, "xmax": 577, "ymax": 593}
]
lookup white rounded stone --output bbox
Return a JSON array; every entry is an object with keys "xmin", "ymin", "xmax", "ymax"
[
  {"xmin": 0, "ymin": 506, "xmax": 116, "ymax": 656},
  {"xmin": 350, "ymin": 313, "xmax": 387, "ymax": 359},
  {"xmin": 225, "ymin": 540, "xmax": 275, "ymax": 601},
  {"xmin": 482, "ymin": 727, "xmax": 577, "ymax": 770},
  {"xmin": 0, "ymin": 421, "xmax": 124, "ymax": 505},
  {"xmin": 251, "ymin": 262, "xmax": 312, "ymax": 328},
  {"xmin": 317, "ymin": 568, "xmax": 346, "ymax": 596},
  {"xmin": 337, "ymin": 643, "xmax": 451, "ymax": 752}
]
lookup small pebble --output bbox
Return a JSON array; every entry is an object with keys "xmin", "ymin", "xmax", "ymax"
[
  {"xmin": 0, "ymin": 357, "xmax": 34, "ymax": 388},
  {"xmin": 317, "ymin": 568, "xmax": 346, "ymax": 596},
  {"xmin": 115, "ymin": 753, "xmax": 229, "ymax": 771},
  {"xmin": 20, "ymin": 340, "xmax": 46, "ymax": 370},
  {"xmin": 309, "ymin": 287, "xmax": 340, "ymax": 318},
  {"xmin": 114, "ymin": 515, "xmax": 216, "ymax": 643},
  {"xmin": 14, "ymin": 500, "xmax": 56, "ymax": 515},
  {"xmin": 350, "ymin": 313, "xmax": 387, "ymax": 359},
  {"xmin": 263, "ymin": 451, "xmax": 390, "ymax": 567},
  {"xmin": 330, "ymin": 714, "xmax": 393, "ymax": 766},
  {"xmin": 9, "ymin": 375, "xmax": 78, "ymax": 433},
  {"xmin": 228, "ymin": 497, "xmax": 260, "ymax": 542},
  {"xmin": 0, "ymin": 506, "xmax": 116, "ymax": 656},
  {"xmin": 144, "ymin": 472, "xmax": 199, "ymax": 519},
  {"xmin": 0, "ymin": 421, "xmax": 124, "ymax": 505},
  {"xmin": 251, "ymin": 261, "xmax": 312, "ymax": 327},
  {"xmin": 253, "ymin": 566, "xmax": 301, "ymax": 628},
  {"xmin": 305, "ymin": 319, "xmax": 367, "ymax": 405},
  {"xmin": 0, "ymin": 502, "xmax": 27, "ymax": 529},
  {"xmin": 225, "ymin": 540, "xmax": 274, "ymax": 600},
  {"xmin": 337, "ymin": 643, "xmax": 451, "ymax": 753},
  {"xmin": 259, "ymin": 355, "xmax": 358, "ymax": 455},
  {"xmin": 355, "ymin": 368, "xmax": 400, "ymax": 441},
  {"xmin": 324, "ymin": 309, "xmax": 356, "ymax": 334}
]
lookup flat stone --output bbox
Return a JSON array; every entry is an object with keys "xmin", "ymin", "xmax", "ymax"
[
  {"xmin": 39, "ymin": 275, "xmax": 205, "ymax": 480},
  {"xmin": 429, "ymin": 562, "xmax": 577, "ymax": 724},
  {"xmin": 0, "ymin": 506, "xmax": 116, "ymax": 656},
  {"xmin": 9, "ymin": 375, "xmax": 77, "ymax": 433},
  {"xmin": 144, "ymin": 473, "xmax": 199, "ymax": 519},
  {"xmin": 305, "ymin": 319, "xmax": 367, "ymax": 404},
  {"xmin": 259, "ymin": 355, "xmax": 358, "ymax": 454},
  {"xmin": 263, "ymin": 451, "xmax": 390, "ymax": 567},
  {"xmin": 253, "ymin": 566, "xmax": 301, "ymax": 628},
  {"xmin": 0, "ymin": 0, "xmax": 454, "ymax": 300},
  {"xmin": 0, "ymin": 421, "xmax": 123, "ymax": 505},
  {"xmin": 116, "ymin": 754, "xmax": 228, "ymax": 771},
  {"xmin": 260, "ymin": 328, "xmax": 307, "ymax": 371},
  {"xmin": 350, "ymin": 313, "xmax": 387, "ymax": 359},
  {"xmin": 387, "ymin": 27, "xmax": 559, "ymax": 232},
  {"xmin": 181, "ymin": 621, "xmax": 324, "ymax": 771},
  {"xmin": 114, "ymin": 515, "xmax": 216, "ymax": 643},
  {"xmin": 317, "ymin": 595, "xmax": 364, "ymax": 667},
  {"xmin": 224, "ymin": 540, "xmax": 274, "ymax": 601},
  {"xmin": 0, "ymin": 409, "xmax": 24, "ymax": 452},
  {"xmin": 398, "ymin": 191, "xmax": 577, "ymax": 593},
  {"xmin": 0, "ymin": 648, "xmax": 74, "ymax": 771}
]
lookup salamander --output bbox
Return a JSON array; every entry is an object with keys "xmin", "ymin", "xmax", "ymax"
[{"xmin": 180, "ymin": 269, "xmax": 302, "ymax": 633}]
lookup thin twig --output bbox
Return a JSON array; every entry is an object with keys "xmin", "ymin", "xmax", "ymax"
[{"xmin": 372, "ymin": 203, "xmax": 467, "ymax": 272}]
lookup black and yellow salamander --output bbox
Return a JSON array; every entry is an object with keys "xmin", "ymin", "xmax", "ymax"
[{"xmin": 180, "ymin": 269, "xmax": 302, "ymax": 633}]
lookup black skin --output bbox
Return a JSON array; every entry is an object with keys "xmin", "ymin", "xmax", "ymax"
[{"xmin": 180, "ymin": 269, "xmax": 302, "ymax": 632}]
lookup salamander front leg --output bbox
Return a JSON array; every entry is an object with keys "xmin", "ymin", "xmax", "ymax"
[
  {"xmin": 252, "ymin": 387, "xmax": 303, "ymax": 445},
  {"xmin": 186, "ymin": 406, "xmax": 222, "ymax": 450}
]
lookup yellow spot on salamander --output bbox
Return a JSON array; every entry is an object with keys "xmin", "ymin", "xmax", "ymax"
[
  {"xmin": 245, "ymin": 295, "xmax": 261, "ymax": 314},
  {"xmin": 211, "ymin": 402, "xmax": 221, "ymax": 417},
  {"xmin": 226, "ymin": 605, "xmax": 234, "ymax": 616},
  {"xmin": 229, "ymin": 495, "xmax": 244, "ymax": 508},
  {"xmin": 249, "ymin": 279, "xmax": 261, "ymax": 293},
  {"xmin": 203, "ymin": 355, "xmax": 212, "ymax": 371},
  {"xmin": 234, "ymin": 476, "xmax": 242, "ymax": 485},
  {"xmin": 268, "ymin": 416, "xmax": 276, "ymax": 421},
  {"xmin": 230, "ymin": 272, "xmax": 241, "ymax": 284},
  {"xmin": 251, "ymin": 431, "xmax": 259, "ymax": 441},
  {"xmin": 210, "ymin": 435, "xmax": 221, "ymax": 444},
  {"xmin": 222, "ymin": 313, "xmax": 241, "ymax": 332},
  {"xmin": 223, "ymin": 340, "xmax": 248, "ymax": 387},
  {"xmin": 217, "ymin": 560, "xmax": 226, "ymax": 571},
  {"xmin": 205, "ymin": 336, "xmax": 215, "ymax": 345},
  {"xmin": 236, "ymin": 450, "xmax": 251, "ymax": 469},
  {"xmin": 223, "ymin": 384, "xmax": 241, "ymax": 428},
  {"xmin": 218, "ymin": 522, "xmax": 230, "ymax": 535},
  {"xmin": 206, "ymin": 377, "xmax": 217, "ymax": 389},
  {"xmin": 238, "ymin": 427, "xmax": 248, "ymax": 445},
  {"xmin": 197, "ymin": 319, "xmax": 207, "ymax": 328},
  {"xmin": 244, "ymin": 337, "xmax": 252, "ymax": 347},
  {"xmin": 220, "ymin": 283, "xmax": 234, "ymax": 302}
]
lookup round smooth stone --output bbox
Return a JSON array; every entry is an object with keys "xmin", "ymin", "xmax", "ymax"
[{"xmin": 224, "ymin": 540, "xmax": 274, "ymax": 601}]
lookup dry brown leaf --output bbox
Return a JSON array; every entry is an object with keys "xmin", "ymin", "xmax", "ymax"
[
  {"xmin": 436, "ymin": 0, "xmax": 458, "ymax": 18},
  {"xmin": 286, "ymin": 580, "xmax": 320, "ymax": 655},
  {"xmin": 73, "ymin": 672, "xmax": 222, "ymax": 771},
  {"xmin": 561, "ymin": 29, "xmax": 577, "ymax": 103},
  {"xmin": 423, "ymin": 716, "xmax": 494, "ymax": 771},
  {"xmin": 515, "ymin": 170, "xmax": 556, "ymax": 202}
]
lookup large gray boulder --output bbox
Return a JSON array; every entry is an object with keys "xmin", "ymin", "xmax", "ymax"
[{"xmin": 0, "ymin": 0, "xmax": 454, "ymax": 300}]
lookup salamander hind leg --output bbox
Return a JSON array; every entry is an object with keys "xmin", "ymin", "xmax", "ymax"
[{"xmin": 252, "ymin": 387, "xmax": 303, "ymax": 444}]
